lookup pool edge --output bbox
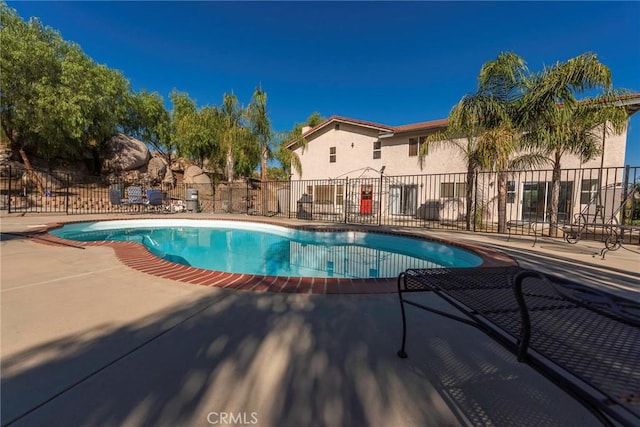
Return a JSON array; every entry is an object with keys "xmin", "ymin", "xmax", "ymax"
[{"xmin": 38, "ymin": 217, "xmax": 518, "ymax": 295}]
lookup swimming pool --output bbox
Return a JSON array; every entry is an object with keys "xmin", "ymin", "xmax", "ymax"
[{"xmin": 51, "ymin": 219, "xmax": 483, "ymax": 279}]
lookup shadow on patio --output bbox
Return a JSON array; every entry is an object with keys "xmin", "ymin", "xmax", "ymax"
[{"xmin": 1, "ymin": 288, "xmax": 597, "ymax": 427}]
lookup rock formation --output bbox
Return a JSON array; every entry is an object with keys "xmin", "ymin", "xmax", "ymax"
[
  {"xmin": 183, "ymin": 165, "xmax": 212, "ymax": 185},
  {"xmin": 102, "ymin": 134, "xmax": 150, "ymax": 173}
]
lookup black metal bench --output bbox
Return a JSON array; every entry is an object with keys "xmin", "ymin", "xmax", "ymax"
[{"xmin": 396, "ymin": 266, "xmax": 640, "ymax": 426}]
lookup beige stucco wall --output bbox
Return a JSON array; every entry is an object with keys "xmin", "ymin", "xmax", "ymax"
[
  {"xmin": 293, "ymin": 123, "xmax": 629, "ymax": 180},
  {"xmin": 292, "ymin": 123, "xmax": 384, "ymax": 180},
  {"xmin": 290, "ymin": 120, "xmax": 631, "ymax": 224}
]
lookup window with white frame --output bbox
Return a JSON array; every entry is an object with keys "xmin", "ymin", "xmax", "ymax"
[
  {"xmin": 580, "ymin": 179, "xmax": 598, "ymax": 204},
  {"xmin": 315, "ymin": 185, "xmax": 334, "ymax": 204},
  {"xmin": 373, "ymin": 140, "xmax": 381, "ymax": 159},
  {"xmin": 336, "ymin": 184, "xmax": 344, "ymax": 205},
  {"xmin": 440, "ymin": 182, "xmax": 466, "ymax": 198},
  {"xmin": 507, "ymin": 181, "xmax": 516, "ymax": 203},
  {"xmin": 409, "ymin": 136, "xmax": 427, "ymax": 157},
  {"xmin": 329, "ymin": 147, "xmax": 336, "ymax": 163}
]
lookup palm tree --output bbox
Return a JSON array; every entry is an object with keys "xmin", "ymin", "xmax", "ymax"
[
  {"xmin": 519, "ymin": 54, "xmax": 628, "ymax": 236},
  {"xmin": 216, "ymin": 93, "xmax": 247, "ymax": 183},
  {"xmin": 247, "ymin": 85, "xmax": 273, "ymax": 213},
  {"xmin": 247, "ymin": 85, "xmax": 272, "ymax": 183},
  {"xmin": 420, "ymin": 119, "xmax": 483, "ymax": 231},
  {"xmin": 273, "ymin": 112, "xmax": 324, "ymax": 179},
  {"xmin": 445, "ymin": 53, "xmax": 530, "ymax": 233}
]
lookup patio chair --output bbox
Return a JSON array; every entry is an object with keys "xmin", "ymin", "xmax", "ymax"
[
  {"xmin": 109, "ymin": 188, "xmax": 123, "ymax": 206},
  {"xmin": 145, "ymin": 189, "xmax": 164, "ymax": 212},
  {"xmin": 124, "ymin": 186, "xmax": 144, "ymax": 211}
]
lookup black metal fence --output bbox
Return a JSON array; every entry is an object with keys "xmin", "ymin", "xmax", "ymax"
[{"xmin": 2, "ymin": 164, "xmax": 639, "ymax": 243}]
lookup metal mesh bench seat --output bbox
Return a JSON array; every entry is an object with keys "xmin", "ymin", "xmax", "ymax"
[{"xmin": 397, "ymin": 266, "xmax": 640, "ymax": 426}]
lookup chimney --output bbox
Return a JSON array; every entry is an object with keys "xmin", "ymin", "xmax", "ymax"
[{"xmin": 301, "ymin": 126, "xmax": 311, "ymax": 135}]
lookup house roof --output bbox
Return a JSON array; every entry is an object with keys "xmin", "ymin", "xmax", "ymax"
[
  {"xmin": 286, "ymin": 93, "xmax": 640, "ymax": 149},
  {"xmin": 392, "ymin": 118, "xmax": 448, "ymax": 133},
  {"xmin": 285, "ymin": 115, "xmax": 448, "ymax": 148},
  {"xmin": 611, "ymin": 93, "xmax": 640, "ymax": 115}
]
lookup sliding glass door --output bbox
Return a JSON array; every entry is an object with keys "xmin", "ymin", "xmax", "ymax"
[{"xmin": 521, "ymin": 181, "xmax": 573, "ymax": 222}]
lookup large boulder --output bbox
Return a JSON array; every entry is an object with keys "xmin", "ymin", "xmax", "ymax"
[
  {"xmin": 162, "ymin": 168, "xmax": 175, "ymax": 186},
  {"xmin": 0, "ymin": 161, "xmax": 25, "ymax": 178},
  {"xmin": 22, "ymin": 170, "xmax": 64, "ymax": 191},
  {"xmin": 170, "ymin": 157, "xmax": 191, "ymax": 172},
  {"xmin": 183, "ymin": 165, "xmax": 211, "ymax": 185},
  {"xmin": 102, "ymin": 134, "xmax": 150, "ymax": 173},
  {"xmin": 147, "ymin": 156, "xmax": 167, "ymax": 183}
]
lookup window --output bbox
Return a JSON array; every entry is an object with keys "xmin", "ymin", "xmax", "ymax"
[
  {"xmin": 507, "ymin": 181, "xmax": 516, "ymax": 203},
  {"xmin": 336, "ymin": 184, "xmax": 344, "ymax": 205},
  {"xmin": 315, "ymin": 185, "xmax": 334, "ymax": 204},
  {"xmin": 581, "ymin": 179, "xmax": 598, "ymax": 204},
  {"xmin": 440, "ymin": 182, "xmax": 455, "ymax": 198},
  {"xmin": 440, "ymin": 182, "xmax": 465, "ymax": 198},
  {"xmin": 409, "ymin": 139, "xmax": 418, "ymax": 157},
  {"xmin": 408, "ymin": 136, "xmax": 427, "ymax": 157},
  {"xmin": 373, "ymin": 140, "xmax": 381, "ymax": 159},
  {"xmin": 389, "ymin": 185, "xmax": 418, "ymax": 215},
  {"xmin": 329, "ymin": 146, "xmax": 336, "ymax": 163},
  {"xmin": 334, "ymin": 123, "xmax": 340, "ymax": 130}
]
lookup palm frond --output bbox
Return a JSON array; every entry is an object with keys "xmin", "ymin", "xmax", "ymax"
[
  {"xmin": 509, "ymin": 152, "xmax": 550, "ymax": 170},
  {"xmin": 478, "ymin": 52, "xmax": 529, "ymax": 103}
]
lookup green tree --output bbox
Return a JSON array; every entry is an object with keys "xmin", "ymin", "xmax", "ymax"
[
  {"xmin": 204, "ymin": 93, "xmax": 259, "ymax": 183},
  {"xmin": 1, "ymin": 3, "xmax": 129, "ymax": 191},
  {"xmin": 171, "ymin": 91, "xmax": 259, "ymax": 181},
  {"xmin": 274, "ymin": 112, "xmax": 325, "ymax": 178},
  {"xmin": 175, "ymin": 106, "xmax": 219, "ymax": 168},
  {"xmin": 125, "ymin": 90, "xmax": 172, "ymax": 163},
  {"xmin": 448, "ymin": 53, "xmax": 532, "ymax": 233},
  {"xmin": 231, "ymin": 123, "xmax": 260, "ymax": 180},
  {"xmin": 168, "ymin": 89, "xmax": 197, "ymax": 163},
  {"xmin": 519, "ymin": 54, "xmax": 628, "ymax": 236},
  {"xmin": 421, "ymin": 120, "xmax": 483, "ymax": 231}
]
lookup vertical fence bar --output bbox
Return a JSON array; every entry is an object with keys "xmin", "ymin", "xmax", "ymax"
[
  {"xmin": 65, "ymin": 173, "xmax": 70, "ymax": 214},
  {"xmin": 7, "ymin": 166, "xmax": 12, "ymax": 214},
  {"xmin": 344, "ymin": 177, "xmax": 349, "ymax": 223},
  {"xmin": 214, "ymin": 176, "xmax": 216, "ymax": 214},
  {"xmin": 378, "ymin": 174, "xmax": 383, "ymax": 226},
  {"xmin": 288, "ymin": 176, "xmax": 292, "ymax": 219},
  {"xmin": 621, "ymin": 165, "xmax": 630, "ymax": 229},
  {"xmin": 246, "ymin": 179, "xmax": 250, "ymax": 215},
  {"xmin": 473, "ymin": 170, "xmax": 478, "ymax": 232}
]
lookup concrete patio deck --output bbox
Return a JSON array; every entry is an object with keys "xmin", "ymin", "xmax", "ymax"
[{"xmin": 2, "ymin": 213, "xmax": 639, "ymax": 426}]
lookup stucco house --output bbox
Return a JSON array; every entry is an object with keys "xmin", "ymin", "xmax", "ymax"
[{"xmin": 285, "ymin": 95, "xmax": 640, "ymax": 225}]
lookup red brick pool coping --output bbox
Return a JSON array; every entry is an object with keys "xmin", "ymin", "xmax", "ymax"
[{"xmin": 29, "ymin": 217, "xmax": 517, "ymax": 294}]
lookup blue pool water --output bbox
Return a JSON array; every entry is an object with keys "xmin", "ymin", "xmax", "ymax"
[{"xmin": 51, "ymin": 220, "xmax": 482, "ymax": 278}]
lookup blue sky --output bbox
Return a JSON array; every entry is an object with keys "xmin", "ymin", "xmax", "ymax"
[{"xmin": 9, "ymin": 1, "xmax": 640, "ymax": 166}]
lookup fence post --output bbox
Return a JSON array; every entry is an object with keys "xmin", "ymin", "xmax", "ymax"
[
  {"xmin": 65, "ymin": 173, "xmax": 70, "ymax": 214},
  {"xmin": 288, "ymin": 176, "xmax": 292, "ymax": 219},
  {"xmin": 7, "ymin": 165, "xmax": 11, "ymax": 213},
  {"xmin": 473, "ymin": 170, "xmax": 478, "ymax": 233},
  {"xmin": 7, "ymin": 165, "xmax": 11, "ymax": 214},
  {"xmin": 378, "ymin": 174, "xmax": 383, "ymax": 226},
  {"xmin": 211, "ymin": 176, "xmax": 215, "ymax": 213},
  {"xmin": 246, "ymin": 179, "xmax": 250, "ymax": 215},
  {"xmin": 344, "ymin": 178, "xmax": 349, "ymax": 223},
  {"xmin": 621, "ymin": 165, "xmax": 630, "ymax": 231}
]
